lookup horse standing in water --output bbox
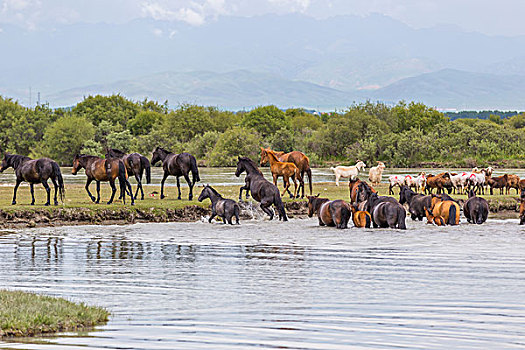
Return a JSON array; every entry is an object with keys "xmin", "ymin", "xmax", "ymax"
[
  {"xmin": 463, "ymin": 190, "xmax": 489, "ymax": 224},
  {"xmin": 105, "ymin": 148, "xmax": 151, "ymax": 200},
  {"xmin": 235, "ymin": 157, "xmax": 287, "ymax": 221},
  {"xmin": 307, "ymin": 195, "xmax": 352, "ymax": 229},
  {"xmin": 266, "ymin": 148, "xmax": 313, "ymax": 198},
  {"xmin": 150, "ymin": 147, "xmax": 200, "ymax": 200},
  {"xmin": 198, "ymin": 185, "xmax": 240, "ymax": 225},
  {"xmin": 72, "ymin": 154, "xmax": 134, "ymax": 205},
  {"xmin": 0, "ymin": 153, "xmax": 65, "ymax": 206}
]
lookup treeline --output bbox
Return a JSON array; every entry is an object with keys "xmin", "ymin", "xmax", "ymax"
[
  {"xmin": 446, "ymin": 110, "xmax": 519, "ymax": 121},
  {"xmin": 1, "ymin": 95, "xmax": 525, "ymax": 167}
]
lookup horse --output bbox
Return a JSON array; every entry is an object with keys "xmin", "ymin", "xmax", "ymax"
[
  {"xmin": 349, "ymin": 204, "xmax": 372, "ymax": 228},
  {"xmin": 198, "ymin": 185, "xmax": 240, "ymax": 225},
  {"xmin": 0, "ymin": 153, "xmax": 65, "ymax": 206},
  {"xmin": 405, "ymin": 173, "xmax": 426, "ymax": 193},
  {"xmin": 151, "ymin": 147, "xmax": 200, "ymax": 200},
  {"xmin": 467, "ymin": 171, "xmax": 486, "ymax": 195},
  {"xmin": 463, "ymin": 190, "xmax": 489, "ymax": 224},
  {"xmin": 72, "ymin": 154, "xmax": 134, "ymax": 205},
  {"xmin": 428, "ymin": 194, "xmax": 460, "ymax": 225},
  {"xmin": 424, "ymin": 206, "xmax": 446, "ymax": 226},
  {"xmin": 388, "ymin": 175, "xmax": 406, "ymax": 195},
  {"xmin": 235, "ymin": 157, "xmax": 287, "ymax": 221},
  {"xmin": 259, "ymin": 148, "xmax": 301, "ymax": 199},
  {"xmin": 487, "ymin": 174, "xmax": 507, "ymax": 195},
  {"xmin": 105, "ymin": 148, "xmax": 151, "ymax": 200},
  {"xmin": 425, "ymin": 173, "xmax": 453, "ymax": 194},
  {"xmin": 366, "ymin": 192, "xmax": 406, "ymax": 229},
  {"xmin": 399, "ymin": 185, "xmax": 431, "ymax": 221},
  {"xmin": 349, "ymin": 177, "xmax": 376, "ymax": 207},
  {"xmin": 517, "ymin": 190, "xmax": 525, "ymax": 225},
  {"xmin": 269, "ymin": 148, "xmax": 313, "ymax": 198},
  {"xmin": 330, "ymin": 161, "xmax": 366, "ymax": 186},
  {"xmin": 506, "ymin": 174, "xmax": 520, "ymax": 195},
  {"xmin": 352, "ymin": 180, "xmax": 377, "ymax": 211},
  {"xmin": 368, "ymin": 161, "xmax": 385, "ymax": 185},
  {"xmin": 450, "ymin": 172, "xmax": 471, "ymax": 194},
  {"xmin": 307, "ymin": 195, "xmax": 351, "ymax": 229}
]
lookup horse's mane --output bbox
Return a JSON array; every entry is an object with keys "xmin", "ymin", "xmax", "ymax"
[
  {"xmin": 239, "ymin": 157, "xmax": 263, "ymax": 175},
  {"xmin": 206, "ymin": 185, "xmax": 223, "ymax": 198},
  {"xmin": 155, "ymin": 146, "xmax": 172, "ymax": 155},
  {"xmin": 5, "ymin": 154, "xmax": 31, "ymax": 169}
]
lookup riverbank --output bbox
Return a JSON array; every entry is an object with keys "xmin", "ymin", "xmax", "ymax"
[
  {"xmin": 0, "ymin": 183, "xmax": 519, "ymax": 228},
  {"xmin": 0, "ymin": 290, "xmax": 109, "ymax": 338}
]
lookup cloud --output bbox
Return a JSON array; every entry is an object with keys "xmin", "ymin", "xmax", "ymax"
[
  {"xmin": 140, "ymin": 0, "xmax": 227, "ymax": 25},
  {"xmin": 267, "ymin": 0, "xmax": 310, "ymax": 13}
]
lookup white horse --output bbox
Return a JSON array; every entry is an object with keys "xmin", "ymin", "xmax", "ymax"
[
  {"xmin": 450, "ymin": 172, "xmax": 471, "ymax": 194},
  {"xmin": 330, "ymin": 161, "xmax": 366, "ymax": 186},
  {"xmin": 468, "ymin": 171, "xmax": 487, "ymax": 194},
  {"xmin": 405, "ymin": 173, "xmax": 426, "ymax": 193},
  {"xmin": 388, "ymin": 175, "xmax": 406, "ymax": 195},
  {"xmin": 368, "ymin": 161, "xmax": 386, "ymax": 185}
]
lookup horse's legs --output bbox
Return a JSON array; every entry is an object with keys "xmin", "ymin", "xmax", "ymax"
[
  {"xmin": 209, "ymin": 210, "xmax": 216, "ymax": 223},
  {"xmin": 160, "ymin": 172, "xmax": 168, "ymax": 199},
  {"xmin": 107, "ymin": 180, "xmax": 117, "ymax": 204},
  {"xmin": 335, "ymin": 173, "xmax": 340, "ymax": 186},
  {"xmin": 282, "ymin": 176, "xmax": 291, "ymax": 198},
  {"xmin": 85, "ymin": 178, "xmax": 95, "ymax": 202},
  {"xmin": 134, "ymin": 173, "xmax": 143, "ymax": 200},
  {"xmin": 51, "ymin": 177, "xmax": 59, "ymax": 205},
  {"xmin": 11, "ymin": 179, "xmax": 22, "ymax": 205},
  {"xmin": 389, "ymin": 184, "xmax": 393, "ymax": 195},
  {"xmin": 29, "ymin": 183, "xmax": 35, "ymax": 205},
  {"xmin": 300, "ymin": 170, "xmax": 305, "ymax": 198},
  {"xmin": 176, "ymin": 176, "xmax": 182, "ymax": 200},
  {"xmin": 183, "ymin": 174, "xmax": 193, "ymax": 200},
  {"xmin": 260, "ymin": 199, "xmax": 274, "ymax": 220},
  {"xmin": 41, "ymin": 180, "xmax": 51, "ymax": 206},
  {"xmin": 291, "ymin": 175, "xmax": 298, "ymax": 199}
]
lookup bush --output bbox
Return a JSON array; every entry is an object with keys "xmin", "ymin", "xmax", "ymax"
[{"xmin": 208, "ymin": 127, "xmax": 262, "ymax": 166}]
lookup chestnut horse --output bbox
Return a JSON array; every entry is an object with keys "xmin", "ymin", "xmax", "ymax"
[
  {"xmin": 518, "ymin": 191, "xmax": 525, "ymax": 225},
  {"xmin": 260, "ymin": 148, "xmax": 301, "ymax": 199},
  {"xmin": 349, "ymin": 177, "xmax": 376, "ymax": 208},
  {"xmin": 428, "ymin": 194, "xmax": 460, "ymax": 225},
  {"xmin": 424, "ymin": 206, "xmax": 446, "ymax": 226},
  {"xmin": 349, "ymin": 204, "xmax": 371, "ymax": 228},
  {"xmin": 72, "ymin": 154, "xmax": 134, "ymax": 205},
  {"xmin": 105, "ymin": 148, "xmax": 151, "ymax": 200},
  {"xmin": 269, "ymin": 148, "xmax": 312, "ymax": 198},
  {"xmin": 307, "ymin": 195, "xmax": 352, "ymax": 229}
]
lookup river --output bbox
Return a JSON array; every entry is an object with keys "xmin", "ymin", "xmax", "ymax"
[{"xmin": 0, "ymin": 218, "xmax": 524, "ymax": 349}]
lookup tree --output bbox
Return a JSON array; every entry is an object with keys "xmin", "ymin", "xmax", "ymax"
[
  {"xmin": 128, "ymin": 111, "xmax": 164, "ymax": 135},
  {"xmin": 40, "ymin": 115, "xmax": 95, "ymax": 165},
  {"xmin": 242, "ymin": 105, "xmax": 287, "ymax": 137},
  {"xmin": 208, "ymin": 127, "xmax": 262, "ymax": 166},
  {"xmin": 72, "ymin": 94, "xmax": 139, "ymax": 127}
]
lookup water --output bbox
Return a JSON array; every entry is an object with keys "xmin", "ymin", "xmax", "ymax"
[
  {"xmin": 1, "ymin": 167, "xmax": 523, "ymax": 187},
  {"xmin": 1, "ymin": 219, "xmax": 524, "ymax": 349}
]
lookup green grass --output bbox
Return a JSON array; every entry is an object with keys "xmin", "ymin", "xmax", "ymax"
[{"xmin": 0, "ymin": 290, "xmax": 109, "ymax": 337}]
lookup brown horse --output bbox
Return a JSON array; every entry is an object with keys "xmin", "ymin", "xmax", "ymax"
[
  {"xmin": 349, "ymin": 177, "xmax": 376, "ymax": 207},
  {"xmin": 429, "ymin": 194, "xmax": 460, "ymax": 225},
  {"xmin": 307, "ymin": 195, "xmax": 352, "ymax": 229},
  {"xmin": 72, "ymin": 154, "xmax": 134, "ymax": 205},
  {"xmin": 424, "ymin": 206, "xmax": 446, "ymax": 226},
  {"xmin": 268, "ymin": 148, "xmax": 312, "ymax": 198},
  {"xmin": 487, "ymin": 174, "xmax": 507, "ymax": 195},
  {"xmin": 425, "ymin": 173, "xmax": 453, "ymax": 194},
  {"xmin": 260, "ymin": 148, "xmax": 301, "ymax": 199},
  {"xmin": 349, "ymin": 204, "xmax": 371, "ymax": 228},
  {"xmin": 105, "ymin": 148, "xmax": 151, "ymax": 200},
  {"xmin": 518, "ymin": 191, "xmax": 525, "ymax": 225},
  {"xmin": 506, "ymin": 174, "xmax": 520, "ymax": 194}
]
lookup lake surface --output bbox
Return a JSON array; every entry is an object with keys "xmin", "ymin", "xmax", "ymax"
[
  {"xmin": 1, "ymin": 167, "xmax": 525, "ymax": 187},
  {"xmin": 1, "ymin": 218, "xmax": 524, "ymax": 349}
]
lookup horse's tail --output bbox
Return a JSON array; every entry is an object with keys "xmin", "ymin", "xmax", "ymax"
[
  {"xmin": 51, "ymin": 161, "xmax": 65, "ymax": 202},
  {"xmin": 118, "ymin": 160, "xmax": 132, "ymax": 204},
  {"xmin": 476, "ymin": 206, "xmax": 485, "ymax": 225},
  {"xmin": 340, "ymin": 203, "xmax": 351, "ymax": 229},
  {"xmin": 274, "ymin": 194, "xmax": 288, "ymax": 221},
  {"xmin": 397, "ymin": 207, "xmax": 407, "ymax": 230},
  {"xmin": 306, "ymin": 167, "xmax": 313, "ymax": 195},
  {"xmin": 141, "ymin": 155, "xmax": 151, "ymax": 184},
  {"xmin": 364, "ymin": 212, "xmax": 371, "ymax": 228},
  {"xmin": 190, "ymin": 155, "xmax": 200, "ymax": 185},
  {"xmin": 234, "ymin": 204, "xmax": 240, "ymax": 224},
  {"xmin": 448, "ymin": 204, "xmax": 457, "ymax": 225}
]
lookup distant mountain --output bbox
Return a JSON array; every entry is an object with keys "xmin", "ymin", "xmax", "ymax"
[
  {"xmin": 369, "ymin": 69, "xmax": 525, "ymax": 110},
  {"xmin": 44, "ymin": 70, "xmax": 356, "ymax": 110}
]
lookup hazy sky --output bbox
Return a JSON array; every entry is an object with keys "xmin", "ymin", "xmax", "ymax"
[{"xmin": 1, "ymin": 0, "xmax": 524, "ymax": 36}]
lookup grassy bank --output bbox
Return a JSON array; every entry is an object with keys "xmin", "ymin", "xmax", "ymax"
[
  {"xmin": 0, "ymin": 181, "xmax": 520, "ymax": 227},
  {"xmin": 0, "ymin": 290, "xmax": 109, "ymax": 338}
]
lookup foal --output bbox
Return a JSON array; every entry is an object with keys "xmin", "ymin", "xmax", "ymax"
[{"xmin": 198, "ymin": 185, "xmax": 240, "ymax": 225}]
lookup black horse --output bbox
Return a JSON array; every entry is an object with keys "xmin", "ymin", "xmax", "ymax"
[
  {"xmin": 399, "ymin": 185, "xmax": 431, "ymax": 221},
  {"xmin": 105, "ymin": 148, "xmax": 151, "ymax": 200},
  {"xmin": 0, "ymin": 153, "xmax": 65, "ymax": 206},
  {"xmin": 366, "ymin": 192, "xmax": 406, "ymax": 229},
  {"xmin": 151, "ymin": 147, "xmax": 200, "ymax": 200},
  {"xmin": 198, "ymin": 185, "xmax": 240, "ymax": 225},
  {"xmin": 463, "ymin": 190, "xmax": 489, "ymax": 224},
  {"xmin": 235, "ymin": 157, "xmax": 287, "ymax": 221}
]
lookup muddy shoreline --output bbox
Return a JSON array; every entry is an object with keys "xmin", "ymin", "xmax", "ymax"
[{"xmin": 0, "ymin": 199, "xmax": 519, "ymax": 229}]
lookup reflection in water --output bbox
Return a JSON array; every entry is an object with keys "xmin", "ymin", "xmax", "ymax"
[{"xmin": 0, "ymin": 220, "xmax": 524, "ymax": 349}]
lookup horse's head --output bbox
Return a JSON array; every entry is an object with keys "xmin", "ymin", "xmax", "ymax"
[
  {"xmin": 0, "ymin": 153, "xmax": 10, "ymax": 173},
  {"xmin": 356, "ymin": 161, "xmax": 366, "ymax": 171},
  {"xmin": 71, "ymin": 154, "xmax": 82, "ymax": 175},
  {"xmin": 306, "ymin": 194, "xmax": 321, "ymax": 217},
  {"xmin": 259, "ymin": 148, "xmax": 269, "ymax": 166},
  {"xmin": 235, "ymin": 157, "xmax": 246, "ymax": 177},
  {"xmin": 151, "ymin": 147, "xmax": 163, "ymax": 166},
  {"xmin": 377, "ymin": 161, "xmax": 385, "ymax": 170},
  {"xmin": 198, "ymin": 185, "xmax": 210, "ymax": 202}
]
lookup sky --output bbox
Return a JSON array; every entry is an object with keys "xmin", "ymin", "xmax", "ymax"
[{"xmin": 1, "ymin": 0, "xmax": 525, "ymax": 36}]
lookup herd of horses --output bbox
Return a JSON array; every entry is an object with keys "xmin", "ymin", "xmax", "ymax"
[{"xmin": 0, "ymin": 148, "xmax": 524, "ymax": 227}]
